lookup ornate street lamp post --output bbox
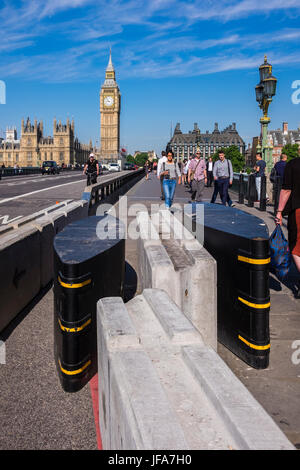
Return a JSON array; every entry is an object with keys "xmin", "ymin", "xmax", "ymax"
[{"xmin": 255, "ymin": 55, "xmax": 277, "ymax": 173}]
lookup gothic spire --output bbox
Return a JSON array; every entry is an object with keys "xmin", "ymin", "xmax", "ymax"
[{"xmin": 106, "ymin": 48, "xmax": 114, "ymax": 72}]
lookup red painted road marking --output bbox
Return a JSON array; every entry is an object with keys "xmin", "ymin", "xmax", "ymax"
[{"xmin": 89, "ymin": 374, "xmax": 103, "ymax": 450}]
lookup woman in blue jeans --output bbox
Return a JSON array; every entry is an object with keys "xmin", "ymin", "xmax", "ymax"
[{"xmin": 159, "ymin": 151, "xmax": 181, "ymax": 209}]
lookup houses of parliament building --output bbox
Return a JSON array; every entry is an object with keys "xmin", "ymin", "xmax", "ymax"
[
  {"xmin": 0, "ymin": 50, "xmax": 121, "ymax": 168},
  {"xmin": 0, "ymin": 117, "xmax": 91, "ymax": 167}
]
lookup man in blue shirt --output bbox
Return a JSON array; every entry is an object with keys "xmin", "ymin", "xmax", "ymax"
[
  {"xmin": 274, "ymin": 153, "xmax": 288, "ymax": 181},
  {"xmin": 254, "ymin": 152, "xmax": 267, "ymax": 202}
]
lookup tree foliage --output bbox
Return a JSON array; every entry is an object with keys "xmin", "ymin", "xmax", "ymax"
[
  {"xmin": 281, "ymin": 143, "xmax": 299, "ymax": 161},
  {"xmin": 126, "ymin": 154, "xmax": 135, "ymax": 163},
  {"xmin": 134, "ymin": 152, "xmax": 149, "ymax": 167}
]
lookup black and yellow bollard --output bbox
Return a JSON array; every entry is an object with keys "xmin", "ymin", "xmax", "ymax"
[
  {"xmin": 185, "ymin": 203, "xmax": 270, "ymax": 369},
  {"xmin": 53, "ymin": 215, "xmax": 125, "ymax": 392},
  {"xmin": 236, "ymin": 237, "xmax": 270, "ymax": 368}
]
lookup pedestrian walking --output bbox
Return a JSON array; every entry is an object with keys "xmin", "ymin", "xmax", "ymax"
[
  {"xmin": 206, "ymin": 157, "xmax": 214, "ymax": 187},
  {"xmin": 144, "ymin": 160, "xmax": 150, "ymax": 180},
  {"xmin": 212, "ymin": 150, "xmax": 233, "ymax": 206},
  {"xmin": 157, "ymin": 151, "xmax": 167, "ymax": 200},
  {"xmin": 157, "ymin": 150, "xmax": 181, "ymax": 209},
  {"xmin": 275, "ymin": 156, "xmax": 300, "ymax": 298},
  {"xmin": 188, "ymin": 150, "xmax": 207, "ymax": 202},
  {"xmin": 182, "ymin": 159, "xmax": 188, "ymax": 185},
  {"xmin": 254, "ymin": 152, "xmax": 268, "ymax": 202},
  {"xmin": 273, "ymin": 153, "xmax": 288, "ymax": 183}
]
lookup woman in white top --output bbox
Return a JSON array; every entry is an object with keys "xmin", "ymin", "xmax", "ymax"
[{"xmin": 158, "ymin": 151, "xmax": 181, "ymax": 209}]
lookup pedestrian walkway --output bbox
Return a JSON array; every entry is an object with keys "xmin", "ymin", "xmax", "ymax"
[{"xmin": 0, "ymin": 172, "xmax": 299, "ymax": 449}]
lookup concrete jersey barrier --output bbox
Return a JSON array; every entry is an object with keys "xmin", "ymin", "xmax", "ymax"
[
  {"xmin": 0, "ymin": 199, "xmax": 88, "ymax": 333},
  {"xmin": 97, "ymin": 289, "xmax": 295, "ymax": 450},
  {"xmin": 136, "ymin": 209, "xmax": 217, "ymax": 350}
]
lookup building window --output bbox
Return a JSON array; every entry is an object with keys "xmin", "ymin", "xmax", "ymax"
[
  {"xmin": 16, "ymin": 154, "xmax": 19, "ymax": 162},
  {"xmin": 7, "ymin": 153, "xmax": 11, "ymax": 161},
  {"xmin": 44, "ymin": 152, "xmax": 47, "ymax": 160},
  {"xmin": 27, "ymin": 138, "xmax": 32, "ymax": 145},
  {"xmin": 27, "ymin": 152, "xmax": 32, "ymax": 160},
  {"xmin": 59, "ymin": 152, "xmax": 64, "ymax": 161},
  {"xmin": 0, "ymin": 154, "xmax": 3, "ymax": 161},
  {"xmin": 60, "ymin": 138, "xmax": 64, "ymax": 145}
]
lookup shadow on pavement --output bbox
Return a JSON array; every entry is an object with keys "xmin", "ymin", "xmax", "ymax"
[{"xmin": 0, "ymin": 281, "xmax": 53, "ymax": 342}]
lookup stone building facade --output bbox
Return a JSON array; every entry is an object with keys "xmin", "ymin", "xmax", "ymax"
[
  {"xmin": 250, "ymin": 122, "xmax": 300, "ymax": 167},
  {"xmin": 0, "ymin": 117, "xmax": 91, "ymax": 167},
  {"xmin": 268, "ymin": 121, "xmax": 300, "ymax": 162},
  {"xmin": 167, "ymin": 122, "xmax": 245, "ymax": 160}
]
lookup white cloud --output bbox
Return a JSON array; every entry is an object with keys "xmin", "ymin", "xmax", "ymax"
[
  {"xmin": 1, "ymin": 0, "xmax": 300, "ymax": 82},
  {"xmin": 174, "ymin": 0, "xmax": 300, "ymax": 22}
]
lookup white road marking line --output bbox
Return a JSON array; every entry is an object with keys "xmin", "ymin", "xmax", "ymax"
[
  {"xmin": 0, "ymin": 179, "xmax": 85, "ymax": 204},
  {"xmin": 3, "ymin": 174, "xmax": 81, "ymax": 186},
  {"xmin": 0, "ymin": 215, "xmax": 23, "ymax": 225}
]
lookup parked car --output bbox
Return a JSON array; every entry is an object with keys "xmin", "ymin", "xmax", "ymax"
[
  {"xmin": 124, "ymin": 162, "xmax": 136, "ymax": 171},
  {"xmin": 108, "ymin": 162, "xmax": 120, "ymax": 172},
  {"xmin": 41, "ymin": 160, "xmax": 60, "ymax": 175}
]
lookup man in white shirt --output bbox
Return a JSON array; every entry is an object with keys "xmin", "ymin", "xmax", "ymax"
[
  {"xmin": 206, "ymin": 157, "xmax": 214, "ymax": 187},
  {"xmin": 157, "ymin": 151, "xmax": 167, "ymax": 200}
]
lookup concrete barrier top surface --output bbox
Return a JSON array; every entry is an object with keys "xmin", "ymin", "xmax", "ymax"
[
  {"xmin": 97, "ymin": 288, "xmax": 295, "ymax": 450},
  {"xmin": 54, "ymin": 215, "xmax": 125, "ymax": 264},
  {"xmin": 185, "ymin": 202, "xmax": 269, "ymax": 239}
]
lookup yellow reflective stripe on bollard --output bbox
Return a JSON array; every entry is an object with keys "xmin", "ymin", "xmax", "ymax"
[
  {"xmin": 58, "ymin": 276, "xmax": 91, "ymax": 289},
  {"xmin": 238, "ymin": 297, "xmax": 270, "ymax": 309},
  {"xmin": 238, "ymin": 256, "xmax": 270, "ymax": 265},
  {"xmin": 58, "ymin": 317, "xmax": 91, "ymax": 333},
  {"xmin": 238, "ymin": 335, "xmax": 270, "ymax": 350},
  {"xmin": 59, "ymin": 359, "xmax": 91, "ymax": 376}
]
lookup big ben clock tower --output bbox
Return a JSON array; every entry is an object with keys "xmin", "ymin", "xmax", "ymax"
[{"xmin": 100, "ymin": 50, "xmax": 121, "ymax": 161}]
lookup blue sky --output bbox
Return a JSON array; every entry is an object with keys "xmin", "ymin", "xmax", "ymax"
[{"xmin": 0, "ymin": 0, "xmax": 300, "ymax": 155}]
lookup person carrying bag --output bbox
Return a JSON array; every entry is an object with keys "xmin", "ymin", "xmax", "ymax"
[{"xmin": 159, "ymin": 151, "xmax": 181, "ymax": 209}]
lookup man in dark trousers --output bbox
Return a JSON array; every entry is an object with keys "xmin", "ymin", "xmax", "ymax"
[
  {"xmin": 276, "ymin": 157, "xmax": 300, "ymax": 299},
  {"xmin": 254, "ymin": 152, "xmax": 268, "ymax": 202},
  {"xmin": 212, "ymin": 150, "xmax": 233, "ymax": 206},
  {"xmin": 206, "ymin": 157, "xmax": 214, "ymax": 187}
]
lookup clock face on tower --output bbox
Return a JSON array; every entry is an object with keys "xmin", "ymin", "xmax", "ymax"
[{"xmin": 104, "ymin": 95, "xmax": 114, "ymax": 107}]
